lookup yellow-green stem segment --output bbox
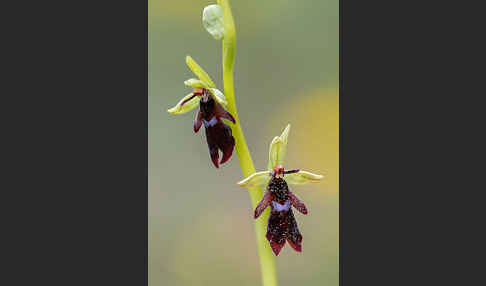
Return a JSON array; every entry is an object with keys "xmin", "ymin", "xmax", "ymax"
[{"xmin": 217, "ymin": 1, "xmax": 278, "ymax": 285}]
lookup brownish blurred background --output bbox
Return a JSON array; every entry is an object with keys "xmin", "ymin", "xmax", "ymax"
[{"xmin": 149, "ymin": 0, "xmax": 338, "ymax": 285}]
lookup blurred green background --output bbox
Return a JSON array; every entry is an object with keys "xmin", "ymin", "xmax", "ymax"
[{"xmin": 149, "ymin": 0, "xmax": 338, "ymax": 285}]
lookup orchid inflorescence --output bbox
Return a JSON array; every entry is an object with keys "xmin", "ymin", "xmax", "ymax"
[{"xmin": 167, "ymin": 0, "xmax": 324, "ymax": 275}]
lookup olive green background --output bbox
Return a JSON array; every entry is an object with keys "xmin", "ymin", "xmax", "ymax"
[{"xmin": 149, "ymin": 0, "xmax": 338, "ymax": 285}]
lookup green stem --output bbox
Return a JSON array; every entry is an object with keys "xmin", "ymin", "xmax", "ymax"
[{"xmin": 217, "ymin": 1, "xmax": 278, "ymax": 285}]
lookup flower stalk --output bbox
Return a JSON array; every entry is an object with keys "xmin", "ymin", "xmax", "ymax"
[{"xmin": 216, "ymin": 0, "xmax": 278, "ymax": 285}]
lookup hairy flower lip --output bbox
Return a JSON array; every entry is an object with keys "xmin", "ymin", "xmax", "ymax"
[
  {"xmin": 259, "ymin": 176, "xmax": 307, "ymax": 256},
  {"xmin": 194, "ymin": 90, "xmax": 236, "ymax": 168}
]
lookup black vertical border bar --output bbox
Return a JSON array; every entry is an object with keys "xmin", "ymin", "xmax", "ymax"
[
  {"xmin": 340, "ymin": 0, "xmax": 446, "ymax": 284},
  {"xmin": 2, "ymin": 0, "xmax": 149, "ymax": 285},
  {"xmin": 340, "ymin": 0, "xmax": 480, "ymax": 284},
  {"xmin": 340, "ymin": 0, "xmax": 400, "ymax": 284}
]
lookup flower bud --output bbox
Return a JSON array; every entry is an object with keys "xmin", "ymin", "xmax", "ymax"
[{"xmin": 202, "ymin": 4, "xmax": 225, "ymax": 40}]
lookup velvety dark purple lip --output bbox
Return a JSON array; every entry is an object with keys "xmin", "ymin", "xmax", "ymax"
[
  {"xmin": 189, "ymin": 88, "xmax": 236, "ymax": 168},
  {"xmin": 254, "ymin": 173, "xmax": 308, "ymax": 256}
]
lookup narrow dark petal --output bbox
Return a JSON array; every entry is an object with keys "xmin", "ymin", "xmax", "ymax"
[
  {"xmin": 180, "ymin": 93, "xmax": 198, "ymax": 107},
  {"xmin": 288, "ymin": 192, "xmax": 308, "ymax": 215},
  {"xmin": 284, "ymin": 169, "xmax": 300, "ymax": 175},
  {"xmin": 254, "ymin": 191, "xmax": 274, "ymax": 219},
  {"xmin": 193, "ymin": 111, "xmax": 203, "ymax": 133},
  {"xmin": 286, "ymin": 209, "xmax": 303, "ymax": 252},
  {"xmin": 220, "ymin": 110, "xmax": 236, "ymax": 124},
  {"xmin": 212, "ymin": 99, "xmax": 236, "ymax": 125}
]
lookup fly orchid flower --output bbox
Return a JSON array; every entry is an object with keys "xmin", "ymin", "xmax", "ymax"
[
  {"xmin": 168, "ymin": 55, "xmax": 236, "ymax": 168},
  {"xmin": 237, "ymin": 124, "xmax": 324, "ymax": 256}
]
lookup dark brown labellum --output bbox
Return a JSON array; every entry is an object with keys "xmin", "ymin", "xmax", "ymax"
[
  {"xmin": 193, "ymin": 90, "xmax": 236, "ymax": 168},
  {"xmin": 254, "ymin": 173, "xmax": 308, "ymax": 256}
]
